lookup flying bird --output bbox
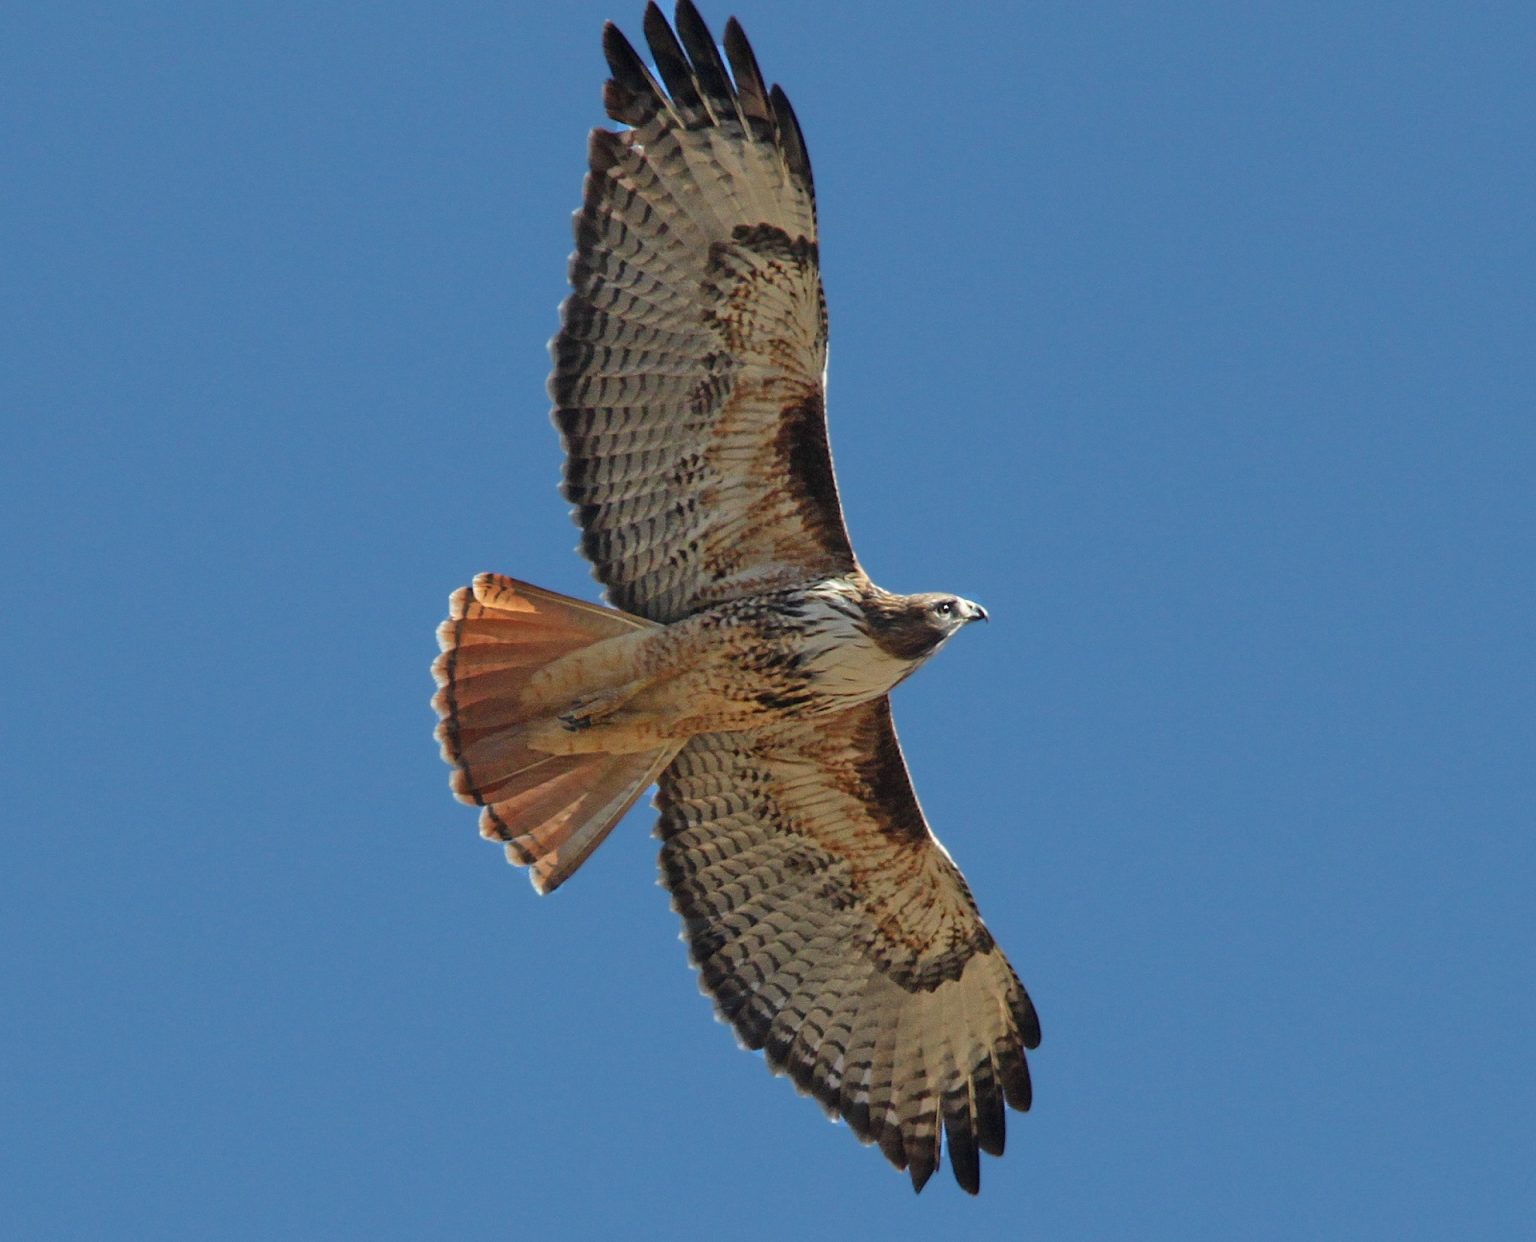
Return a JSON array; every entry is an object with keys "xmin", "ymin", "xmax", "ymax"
[{"xmin": 433, "ymin": 1, "xmax": 1039, "ymax": 1194}]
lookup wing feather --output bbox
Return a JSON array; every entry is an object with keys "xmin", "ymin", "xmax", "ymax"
[
  {"xmin": 554, "ymin": 2, "xmax": 856, "ymax": 623},
  {"xmin": 656, "ymin": 697, "xmax": 1039, "ymax": 1193}
]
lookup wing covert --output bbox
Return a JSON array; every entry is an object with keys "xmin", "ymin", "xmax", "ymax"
[{"xmin": 552, "ymin": 1, "xmax": 857, "ymax": 623}]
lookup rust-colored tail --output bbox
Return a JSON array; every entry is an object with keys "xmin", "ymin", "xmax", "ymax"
[{"xmin": 432, "ymin": 573, "xmax": 679, "ymax": 893}]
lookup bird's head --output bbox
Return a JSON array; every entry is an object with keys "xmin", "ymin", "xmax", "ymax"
[
  {"xmin": 920, "ymin": 593, "xmax": 989, "ymax": 630},
  {"xmin": 862, "ymin": 590, "xmax": 989, "ymax": 662}
]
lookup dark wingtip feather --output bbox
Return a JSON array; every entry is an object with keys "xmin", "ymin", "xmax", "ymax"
[
  {"xmin": 842, "ymin": 1087, "xmax": 872, "ymax": 1139},
  {"xmin": 944, "ymin": 1090, "xmax": 982, "ymax": 1195},
  {"xmin": 974, "ymin": 1058, "xmax": 1008, "ymax": 1158},
  {"xmin": 602, "ymin": 21, "xmax": 647, "ymax": 92},
  {"xmin": 768, "ymin": 83, "xmax": 814, "ymax": 190},
  {"xmin": 998, "ymin": 1039, "xmax": 1033, "ymax": 1112},
  {"xmin": 875, "ymin": 1121, "xmax": 907, "ymax": 1177},
  {"xmin": 602, "ymin": 7, "xmax": 812, "ymax": 196},
  {"xmin": 721, "ymin": 18, "xmax": 761, "ymax": 85},
  {"xmin": 721, "ymin": 17, "xmax": 773, "ymax": 137},
  {"xmin": 908, "ymin": 1125, "xmax": 939, "ymax": 1193},
  {"xmin": 642, "ymin": 1, "xmax": 705, "ymax": 120},
  {"xmin": 673, "ymin": 0, "xmax": 736, "ymax": 124},
  {"xmin": 602, "ymin": 21, "xmax": 661, "ymax": 126},
  {"xmin": 1015, "ymin": 984, "xmax": 1042, "ymax": 1050}
]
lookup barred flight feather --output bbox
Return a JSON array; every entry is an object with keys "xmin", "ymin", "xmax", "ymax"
[
  {"xmin": 657, "ymin": 696, "xmax": 1038, "ymax": 1193},
  {"xmin": 553, "ymin": 0, "xmax": 850, "ymax": 623}
]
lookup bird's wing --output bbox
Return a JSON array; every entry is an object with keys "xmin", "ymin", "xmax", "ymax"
[
  {"xmin": 656, "ymin": 696, "xmax": 1039, "ymax": 1194},
  {"xmin": 552, "ymin": 1, "xmax": 858, "ymax": 623}
]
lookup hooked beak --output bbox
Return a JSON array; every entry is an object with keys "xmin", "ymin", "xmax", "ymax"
[{"xmin": 965, "ymin": 601, "xmax": 989, "ymax": 624}]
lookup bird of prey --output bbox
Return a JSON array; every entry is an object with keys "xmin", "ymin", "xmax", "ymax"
[{"xmin": 432, "ymin": 1, "xmax": 1039, "ymax": 1194}]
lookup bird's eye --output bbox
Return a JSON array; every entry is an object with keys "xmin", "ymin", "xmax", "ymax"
[{"xmin": 934, "ymin": 599, "xmax": 955, "ymax": 617}]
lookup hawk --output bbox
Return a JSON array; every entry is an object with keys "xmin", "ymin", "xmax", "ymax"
[{"xmin": 433, "ymin": 1, "xmax": 1039, "ymax": 1194}]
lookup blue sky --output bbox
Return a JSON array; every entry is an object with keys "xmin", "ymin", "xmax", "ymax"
[{"xmin": 5, "ymin": 1, "xmax": 1533, "ymax": 1237}]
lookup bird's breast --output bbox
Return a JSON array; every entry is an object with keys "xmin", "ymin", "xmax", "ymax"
[
  {"xmin": 789, "ymin": 598, "xmax": 918, "ymax": 709},
  {"xmin": 651, "ymin": 588, "xmax": 922, "ymax": 732}
]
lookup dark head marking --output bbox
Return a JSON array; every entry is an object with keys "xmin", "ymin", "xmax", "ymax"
[{"xmin": 861, "ymin": 590, "xmax": 988, "ymax": 662}]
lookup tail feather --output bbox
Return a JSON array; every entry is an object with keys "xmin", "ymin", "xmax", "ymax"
[
  {"xmin": 433, "ymin": 668, "xmax": 543, "ymax": 732},
  {"xmin": 443, "ymin": 630, "xmax": 599, "ymax": 665},
  {"xmin": 481, "ymin": 745, "xmax": 682, "ymax": 893},
  {"xmin": 450, "ymin": 727, "xmax": 565, "ymax": 802},
  {"xmin": 441, "ymin": 617, "xmax": 600, "ymax": 652},
  {"xmin": 433, "ymin": 573, "xmax": 673, "ymax": 893}
]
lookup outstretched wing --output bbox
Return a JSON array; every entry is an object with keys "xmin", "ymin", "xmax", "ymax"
[
  {"xmin": 552, "ymin": 1, "xmax": 858, "ymax": 624},
  {"xmin": 656, "ymin": 697, "xmax": 1040, "ymax": 1194}
]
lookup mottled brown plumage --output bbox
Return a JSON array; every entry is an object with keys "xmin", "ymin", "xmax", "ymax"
[{"xmin": 432, "ymin": 1, "xmax": 1038, "ymax": 1194}]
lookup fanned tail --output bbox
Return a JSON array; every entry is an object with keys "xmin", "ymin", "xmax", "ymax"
[{"xmin": 432, "ymin": 573, "xmax": 678, "ymax": 893}]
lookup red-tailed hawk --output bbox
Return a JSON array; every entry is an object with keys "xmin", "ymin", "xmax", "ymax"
[{"xmin": 433, "ymin": 1, "xmax": 1039, "ymax": 1194}]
